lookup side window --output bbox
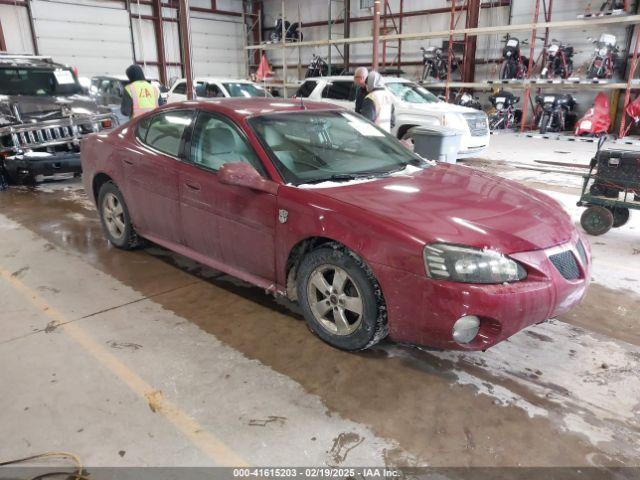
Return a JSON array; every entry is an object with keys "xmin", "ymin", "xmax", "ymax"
[
  {"xmin": 295, "ymin": 80, "xmax": 317, "ymax": 98},
  {"xmin": 322, "ymin": 81, "xmax": 355, "ymax": 101},
  {"xmin": 141, "ymin": 110, "xmax": 194, "ymax": 157},
  {"xmin": 189, "ymin": 112, "xmax": 265, "ymax": 175},
  {"xmin": 172, "ymin": 82, "xmax": 186, "ymax": 95},
  {"xmin": 203, "ymin": 83, "xmax": 223, "ymax": 98}
]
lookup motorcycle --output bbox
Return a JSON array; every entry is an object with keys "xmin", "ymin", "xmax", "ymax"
[
  {"xmin": 599, "ymin": 0, "xmax": 625, "ymax": 11},
  {"xmin": 535, "ymin": 93, "xmax": 576, "ymax": 133},
  {"xmin": 488, "ymin": 90, "xmax": 520, "ymax": 130},
  {"xmin": 500, "ymin": 35, "xmax": 531, "ymax": 80},
  {"xmin": 575, "ymin": 92, "xmax": 611, "ymax": 137},
  {"xmin": 420, "ymin": 46, "xmax": 460, "ymax": 81},
  {"xmin": 269, "ymin": 17, "xmax": 303, "ymax": 43},
  {"xmin": 454, "ymin": 92, "xmax": 482, "ymax": 110},
  {"xmin": 305, "ymin": 54, "xmax": 328, "ymax": 78},
  {"xmin": 587, "ymin": 33, "xmax": 619, "ymax": 79},
  {"xmin": 541, "ymin": 40, "xmax": 574, "ymax": 79}
]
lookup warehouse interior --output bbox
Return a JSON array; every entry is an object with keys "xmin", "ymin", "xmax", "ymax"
[{"xmin": 1, "ymin": 0, "xmax": 640, "ymax": 477}]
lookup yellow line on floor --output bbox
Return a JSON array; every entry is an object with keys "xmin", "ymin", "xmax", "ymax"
[{"xmin": 0, "ymin": 266, "xmax": 248, "ymax": 467}]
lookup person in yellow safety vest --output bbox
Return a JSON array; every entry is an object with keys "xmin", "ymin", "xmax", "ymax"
[
  {"xmin": 360, "ymin": 71, "xmax": 394, "ymax": 133},
  {"xmin": 120, "ymin": 64, "xmax": 160, "ymax": 119}
]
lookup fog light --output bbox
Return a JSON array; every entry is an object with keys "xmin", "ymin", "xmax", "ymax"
[{"xmin": 452, "ymin": 315, "xmax": 480, "ymax": 344}]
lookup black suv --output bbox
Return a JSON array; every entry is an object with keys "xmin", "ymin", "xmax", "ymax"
[{"xmin": 0, "ymin": 54, "xmax": 117, "ymax": 185}]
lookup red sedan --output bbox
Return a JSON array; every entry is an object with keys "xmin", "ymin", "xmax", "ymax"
[{"xmin": 81, "ymin": 98, "xmax": 590, "ymax": 351}]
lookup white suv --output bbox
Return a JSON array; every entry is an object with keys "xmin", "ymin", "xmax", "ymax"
[
  {"xmin": 294, "ymin": 76, "xmax": 490, "ymax": 158},
  {"xmin": 167, "ymin": 77, "xmax": 271, "ymax": 103}
]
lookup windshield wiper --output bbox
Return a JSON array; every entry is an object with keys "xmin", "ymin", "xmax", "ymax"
[{"xmin": 303, "ymin": 172, "xmax": 384, "ymax": 184}]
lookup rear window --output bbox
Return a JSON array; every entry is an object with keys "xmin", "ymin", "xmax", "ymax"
[
  {"xmin": 172, "ymin": 82, "xmax": 186, "ymax": 95},
  {"xmin": 321, "ymin": 81, "xmax": 356, "ymax": 101},
  {"xmin": 295, "ymin": 80, "xmax": 317, "ymax": 98},
  {"xmin": 0, "ymin": 67, "xmax": 82, "ymax": 96}
]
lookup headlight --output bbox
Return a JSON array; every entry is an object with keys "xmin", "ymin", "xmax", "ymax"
[
  {"xmin": 442, "ymin": 113, "xmax": 467, "ymax": 131},
  {"xmin": 423, "ymin": 243, "xmax": 527, "ymax": 284}
]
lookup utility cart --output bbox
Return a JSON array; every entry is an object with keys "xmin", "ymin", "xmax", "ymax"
[{"xmin": 578, "ymin": 141, "xmax": 640, "ymax": 235}]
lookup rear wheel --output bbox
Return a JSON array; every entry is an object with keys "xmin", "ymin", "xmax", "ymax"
[
  {"xmin": 609, "ymin": 207, "xmax": 630, "ymax": 228},
  {"xmin": 297, "ymin": 246, "xmax": 387, "ymax": 351},
  {"xmin": 581, "ymin": 205, "xmax": 614, "ymax": 236},
  {"xmin": 98, "ymin": 182, "xmax": 141, "ymax": 249}
]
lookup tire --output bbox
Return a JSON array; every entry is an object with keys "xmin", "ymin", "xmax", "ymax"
[
  {"xmin": 580, "ymin": 206, "xmax": 614, "ymax": 236},
  {"xmin": 609, "ymin": 207, "xmax": 630, "ymax": 228},
  {"xmin": 499, "ymin": 61, "xmax": 514, "ymax": 80},
  {"xmin": 97, "ymin": 181, "xmax": 141, "ymax": 249},
  {"xmin": 587, "ymin": 64, "xmax": 600, "ymax": 79},
  {"xmin": 540, "ymin": 113, "xmax": 550, "ymax": 134},
  {"xmin": 296, "ymin": 246, "xmax": 387, "ymax": 351}
]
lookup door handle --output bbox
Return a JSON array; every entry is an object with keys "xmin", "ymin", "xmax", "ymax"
[{"xmin": 185, "ymin": 181, "xmax": 201, "ymax": 191}]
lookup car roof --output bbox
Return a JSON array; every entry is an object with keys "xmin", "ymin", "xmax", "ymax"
[
  {"xmin": 303, "ymin": 75, "xmax": 411, "ymax": 83},
  {"xmin": 92, "ymin": 74, "xmax": 128, "ymax": 81},
  {"xmin": 0, "ymin": 54, "xmax": 68, "ymax": 69},
  {"xmin": 167, "ymin": 97, "xmax": 342, "ymax": 119},
  {"xmin": 174, "ymin": 77, "xmax": 255, "ymax": 84}
]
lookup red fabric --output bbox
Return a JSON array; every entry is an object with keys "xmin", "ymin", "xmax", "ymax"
[
  {"xmin": 625, "ymin": 95, "xmax": 640, "ymax": 120},
  {"xmin": 574, "ymin": 92, "xmax": 611, "ymax": 135},
  {"xmin": 256, "ymin": 53, "xmax": 273, "ymax": 80}
]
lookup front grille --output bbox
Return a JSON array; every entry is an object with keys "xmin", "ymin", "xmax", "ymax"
[
  {"xmin": 463, "ymin": 112, "xmax": 489, "ymax": 137},
  {"xmin": 549, "ymin": 250, "xmax": 580, "ymax": 280},
  {"xmin": 576, "ymin": 240, "xmax": 588, "ymax": 266},
  {"xmin": 12, "ymin": 125, "xmax": 77, "ymax": 149}
]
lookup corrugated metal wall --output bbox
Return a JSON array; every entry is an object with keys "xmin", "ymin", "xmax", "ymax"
[{"xmin": 0, "ymin": 0, "xmax": 245, "ymax": 85}]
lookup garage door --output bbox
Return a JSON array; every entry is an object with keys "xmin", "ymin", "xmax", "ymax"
[{"xmin": 30, "ymin": 0, "xmax": 133, "ymax": 77}]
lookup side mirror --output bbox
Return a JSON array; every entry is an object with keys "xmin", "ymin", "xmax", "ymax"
[{"xmin": 218, "ymin": 162, "xmax": 278, "ymax": 195}]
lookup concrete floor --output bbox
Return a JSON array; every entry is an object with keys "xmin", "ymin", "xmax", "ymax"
[{"xmin": 1, "ymin": 133, "xmax": 639, "ymax": 469}]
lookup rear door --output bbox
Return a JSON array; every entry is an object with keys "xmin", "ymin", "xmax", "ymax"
[
  {"xmin": 178, "ymin": 110, "xmax": 277, "ymax": 281},
  {"xmin": 123, "ymin": 109, "xmax": 195, "ymax": 246}
]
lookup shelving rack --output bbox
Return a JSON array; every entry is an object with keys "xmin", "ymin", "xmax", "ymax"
[{"xmin": 245, "ymin": 1, "xmax": 640, "ymax": 137}]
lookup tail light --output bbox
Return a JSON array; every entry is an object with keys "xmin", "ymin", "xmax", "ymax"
[{"xmin": 101, "ymin": 119, "xmax": 112, "ymax": 129}]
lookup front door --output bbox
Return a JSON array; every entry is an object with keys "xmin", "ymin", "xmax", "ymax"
[
  {"xmin": 122, "ymin": 109, "xmax": 194, "ymax": 246},
  {"xmin": 180, "ymin": 110, "xmax": 277, "ymax": 281}
]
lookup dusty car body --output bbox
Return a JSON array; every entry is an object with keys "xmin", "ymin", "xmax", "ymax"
[
  {"xmin": 82, "ymin": 98, "xmax": 590, "ymax": 352},
  {"xmin": 0, "ymin": 54, "xmax": 117, "ymax": 184}
]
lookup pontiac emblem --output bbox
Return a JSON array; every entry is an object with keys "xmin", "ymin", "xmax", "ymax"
[{"xmin": 278, "ymin": 209, "xmax": 288, "ymax": 224}]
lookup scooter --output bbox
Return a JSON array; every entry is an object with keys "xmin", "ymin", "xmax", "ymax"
[
  {"xmin": 575, "ymin": 92, "xmax": 611, "ymax": 136},
  {"xmin": 535, "ymin": 93, "xmax": 576, "ymax": 133},
  {"xmin": 541, "ymin": 40, "xmax": 575, "ymax": 79},
  {"xmin": 500, "ymin": 35, "xmax": 531, "ymax": 80},
  {"xmin": 269, "ymin": 17, "xmax": 303, "ymax": 43},
  {"xmin": 587, "ymin": 33, "xmax": 619, "ymax": 79},
  {"xmin": 489, "ymin": 90, "xmax": 520, "ymax": 130}
]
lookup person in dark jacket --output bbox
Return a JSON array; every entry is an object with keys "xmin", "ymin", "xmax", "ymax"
[
  {"xmin": 120, "ymin": 64, "xmax": 160, "ymax": 119},
  {"xmin": 354, "ymin": 66, "xmax": 368, "ymax": 114}
]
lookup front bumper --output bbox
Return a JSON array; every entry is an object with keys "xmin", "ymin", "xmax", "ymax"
[
  {"xmin": 373, "ymin": 232, "xmax": 590, "ymax": 351},
  {"xmin": 2, "ymin": 151, "xmax": 81, "ymax": 183},
  {"xmin": 457, "ymin": 132, "xmax": 490, "ymax": 158}
]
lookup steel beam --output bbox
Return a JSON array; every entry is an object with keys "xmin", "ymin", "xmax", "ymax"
[
  {"xmin": 462, "ymin": 0, "xmax": 481, "ymax": 82},
  {"xmin": 151, "ymin": 0, "xmax": 168, "ymax": 85},
  {"xmin": 372, "ymin": 0, "xmax": 381, "ymax": 70},
  {"xmin": 178, "ymin": 0, "xmax": 194, "ymax": 99}
]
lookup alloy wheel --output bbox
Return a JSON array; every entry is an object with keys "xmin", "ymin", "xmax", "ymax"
[
  {"xmin": 306, "ymin": 265, "xmax": 363, "ymax": 336},
  {"xmin": 102, "ymin": 192, "xmax": 126, "ymax": 240}
]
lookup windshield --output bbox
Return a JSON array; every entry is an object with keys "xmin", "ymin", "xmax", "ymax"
[
  {"xmin": 249, "ymin": 111, "xmax": 428, "ymax": 185},
  {"xmin": 223, "ymin": 82, "xmax": 270, "ymax": 98},
  {"xmin": 0, "ymin": 67, "xmax": 82, "ymax": 96},
  {"xmin": 386, "ymin": 82, "xmax": 440, "ymax": 104}
]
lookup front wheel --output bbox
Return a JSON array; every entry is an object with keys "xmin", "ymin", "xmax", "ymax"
[
  {"xmin": 98, "ymin": 182, "xmax": 141, "ymax": 249},
  {"xmin": 500, "ymin": 61, "xmax": 514, "ymax": 80},
  {"xmin": 581, "ymin": 205, "xmax": 614, "ymax": 236},
  {"xmin": 539, "ymin": 112, "xmax": 551, "ymax": 133},
  {"xmin": 297, "ymin": 246, "xmax": 387, "ymax": 351}
]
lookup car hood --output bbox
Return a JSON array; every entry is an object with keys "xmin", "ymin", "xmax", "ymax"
[
  {"xmin": 0, "ymin": 94, "xmax": 108, "ymax": 126},
  {"xmin": 305, "ymin": 164, "xmax": 573, "ymax": 253}
]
